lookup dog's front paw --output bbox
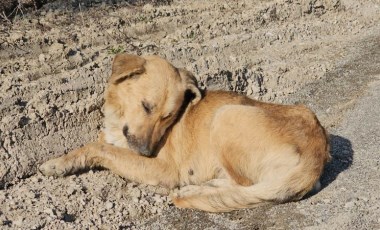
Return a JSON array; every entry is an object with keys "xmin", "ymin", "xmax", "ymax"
[{"xmin": 39, "ymin": 157, "xmax": 72, "ymax": 177}]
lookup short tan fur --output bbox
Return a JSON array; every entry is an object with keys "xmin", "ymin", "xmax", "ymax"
[{"xmin": 40, "ymin": 54, "xmax": 330, "ymax": 212}]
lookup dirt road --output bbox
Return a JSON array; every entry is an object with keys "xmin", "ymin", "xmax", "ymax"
[{"xmin": 1, "ymin": 0, "xmax": 379, "ymax": 229}]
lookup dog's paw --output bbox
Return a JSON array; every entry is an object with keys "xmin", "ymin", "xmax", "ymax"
[
  {"xmin": 171, "ymin": 188, "xmax": 191, "ymax": 208},
  {"xmin": 39, "ymin": 157, "xmax": 71, "ymax": 177},
  {"xmin": 171, "ymin": 180, "xmax": 230, "ymax": 199},
  {"xmin": 171, "ymin": 185, "xmax": 203, "ymax": 199}
]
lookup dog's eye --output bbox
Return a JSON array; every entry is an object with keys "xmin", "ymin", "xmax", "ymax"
[
  {"xmin": 142, "ymin": 101, "xmax": 152, "ymax": 114},
  {"xmin": 161, "ymin": 113, "xmax": 172, "ymax": 120}
]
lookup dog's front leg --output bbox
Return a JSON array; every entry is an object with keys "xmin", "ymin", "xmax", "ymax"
[{"xmin": 39, "ymin": 143, "xmax": 179, "ymax": 188}]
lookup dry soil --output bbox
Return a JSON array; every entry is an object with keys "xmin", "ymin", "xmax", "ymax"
[{"xmin": 0, "ymin": 0, "xmax": 380, "ymax": 229}]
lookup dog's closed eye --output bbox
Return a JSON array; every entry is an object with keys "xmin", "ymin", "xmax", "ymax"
[
  {"xmin": 161, "ymin": 113, "xmax": 172, "ymax": 120},
  {"xmin": 142, "ymin": 101, "xmax": 154, "ymax": 114}
]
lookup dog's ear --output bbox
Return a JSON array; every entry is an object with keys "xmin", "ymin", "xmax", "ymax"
[
  {"xmin": 109, "ymin": 54, "xmax": 146, "ymax": 84},
  {"xmin": 178, "ymin": 68, "xmax": 202, "ymax": 105}
]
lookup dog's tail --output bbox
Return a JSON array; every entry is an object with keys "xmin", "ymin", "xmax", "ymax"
[
  {"xmin": 172, "ymin": 161, "xmax": 324, "ymax": 212},
  {"xmin": 171, "ymin": 167, "xmax": 314, "ymax": 212},
  {"xmin": 172, "ymin": 134, "xmax": 330, "ymax": 212}
]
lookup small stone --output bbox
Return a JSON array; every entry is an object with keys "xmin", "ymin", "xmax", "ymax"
[
  {"xmin": 139, "ymin": 199, "xmax": 149, "ymax": 206},
  {"xmin": 49, "ymin": 43, "xmax": 64, "ymax": 54},
  {"xmin": 153, "ymin": 194, "xmax": 163, "ymax": 204},
  {"xmin": 0, "ymin": 192, "xmax": 5, "ymax": 200},
  {"xmin": 67, "ymin": 186, "xmax": 76, "ymax": 195},
  {"xmin": 143, "ymin": 3, "xmax": 153, "ymax": 11},
  {"xmin": 10, "ymin": 32, "xmax": 23, "ymax": 41},
  {"xmin": 105, "ymin": 201, "xmax": 114, "ymax": 209},
  {"xmin": 129, "ymin": 206, "xmax": 139, "ymax": 217},
  {"xmin": 322, "ymin": 199, "xmax": 331, "ymax": 204},
  {"xmin": 344, "ymin": 201, "xmax": 355, "ymax": 208},
  {"xmin": 26, "ymin": 190, "xmax": 35, "ymax": 199},
  {"xmin": 63, "ymin": 213, "xmax": 75, "ymax": 222},
  {"xmin": 12, "ymin": 217, "xmax": 24, "ymax": 226},
  {"xmin": 156, "ymin": 207, "xmax": 163, "ymax": 214},
  {"xmin": 116, "ymin": 191, "xmax": 123, "ymax": 200},
  {"xmin": 38, "ymin": 54, "xmax": 45, "ymax": 63},
  {"xmin": 44, "ymin": 208, "xmax": 55, "ymax": 217},
  {"xmin": 130, "ymin": 189, "xmax": 141, "ymax": 203},
  {"xmin": 127, "ymin": 182, "xmax": 138, "ymax": 188},
  {"xmin": 67, "ymin": 52, "xmax": 83, "ymax": 65}
]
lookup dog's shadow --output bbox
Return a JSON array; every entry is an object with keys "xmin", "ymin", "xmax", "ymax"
[{"xmin": 320, "ymin": 134, "xmax": 353, "ymax": 190}]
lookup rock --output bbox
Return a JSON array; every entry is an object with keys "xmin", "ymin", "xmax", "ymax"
[
  {"xmin": 344, "ymin": 201, "xmax": 355, "ymax": 208},
  {"xmin": 130, "ymin": 189, "xmax": 141, "ymax": 203},
  {"xmin": 105, "ymin": 201, "xmax": 114, "ymax": 210},
  {"xmin": 38, "ymin": 54, "xmax": 45, "ymax": 63}
]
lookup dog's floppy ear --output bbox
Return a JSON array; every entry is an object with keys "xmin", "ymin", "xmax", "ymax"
[
  {"xmin": 109, "ymin": 54, "xmax": 146, "ymax": 84},
  {"xmin": 178, "ymin": 68, "xmax": 202, "ymax": 105}
]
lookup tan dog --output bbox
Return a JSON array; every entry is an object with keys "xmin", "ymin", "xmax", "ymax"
[{"xmin": 40, "ymin": 54, "xmax": 331, "ymax": 212}]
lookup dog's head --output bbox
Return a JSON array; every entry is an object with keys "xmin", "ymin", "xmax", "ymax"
[{"xmin": 104, "ymin": 54, "xmax": 201, "ymax": 156}]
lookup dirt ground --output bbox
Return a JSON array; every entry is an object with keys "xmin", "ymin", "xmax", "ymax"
[{"xmin": 1, "ymin": 0, "xmax": 380, "ymax": 229}]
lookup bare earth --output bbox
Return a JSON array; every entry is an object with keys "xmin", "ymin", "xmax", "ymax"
[{"xmin": 1, "ymin": 0, "xmax": 380, "ymax": 229}]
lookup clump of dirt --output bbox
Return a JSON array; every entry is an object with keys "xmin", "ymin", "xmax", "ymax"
[{"xmin": 0, "ymin": 0, "xmax": 379, "ymax": 229}]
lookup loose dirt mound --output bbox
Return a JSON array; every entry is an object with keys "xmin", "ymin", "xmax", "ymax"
[{"xmin": 0, "ymin": 0, "xmax": 379, "ymax": 228}]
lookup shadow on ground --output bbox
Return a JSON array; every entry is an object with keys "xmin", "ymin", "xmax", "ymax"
[{"xmin": 320, "ymin": 134, "xmax": 353, "ymax": 189}]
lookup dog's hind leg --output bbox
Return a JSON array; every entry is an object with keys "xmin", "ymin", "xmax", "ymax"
[
  {"xmin": 39, "ymin": 142, "xmax": 179, "ymax": 188},
  {"xmin": 171, "ymin": 104, "xmax": 327, "ymax": 212}
]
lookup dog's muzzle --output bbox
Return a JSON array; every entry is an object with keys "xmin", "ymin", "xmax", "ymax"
[{"xmin": 123, "ymin": 125, "xmax": 153, "ymax": 157}]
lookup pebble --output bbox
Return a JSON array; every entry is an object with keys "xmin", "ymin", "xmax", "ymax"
[
  {"xmin": 130, "ymin": 189, "xmax": 141, "ymax": 203},
  {"xmin": 67, "ymin": 186, "xmax": 76, "ymax": 195},
  {"xmin": 344, "ymin": 201, "xmax": 355, "ymax": 208},
  {"xmin": 322, "ymin": 199, "xmax": 331, "ymax": 204},
  {"xmin": 38, "ymin": 54, "xmax": 45, "ymax": 63},
  {"xmin": 48, "ymin": 42, "xmax": 64, "ymax": 54},
  {"xmin": 153, "ymin": 194, "xmax": 164, "ymax": 204},
  {"xmin": 43, "ymin": 208, "xmax": 55, "ymax": 217},
  {"xmin": 31, "ymin": 176, "xmax": 39, "ymax": 183},
  {"xmin": 151, "ymin": 207, "xmax": 157, "ymax": 214},
  {"xmin": 12, "ymin": 217, "xmax": 24, "ymax": 226},
  {"xmin": 9, "ymin": 32, "xmax": 23, "ymax": 41},
  {"xmin": 26, "ymin": 190, "xmax": 35, "ymax": 199},
  {"xmin": 105, "ymin": 201, "xmax": 114, "ymax": 210}
]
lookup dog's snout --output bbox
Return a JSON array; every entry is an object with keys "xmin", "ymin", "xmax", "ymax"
[
  {"xmin": 122, "ymin": 125, "xmax": 129, "ymax": 137},
  {"xmin": 139, "ymin": 144, "xmax": 152, "ymax": 157}
]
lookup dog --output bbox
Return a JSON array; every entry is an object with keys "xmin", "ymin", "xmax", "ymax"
[{"xmin": 39, "ymin": 54, "xmax": 331, "ymax": 212}]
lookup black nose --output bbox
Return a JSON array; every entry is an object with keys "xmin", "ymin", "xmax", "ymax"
[{"xmin": 122, "ymin": 125, "xmax": 129, "ymax": 137}]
